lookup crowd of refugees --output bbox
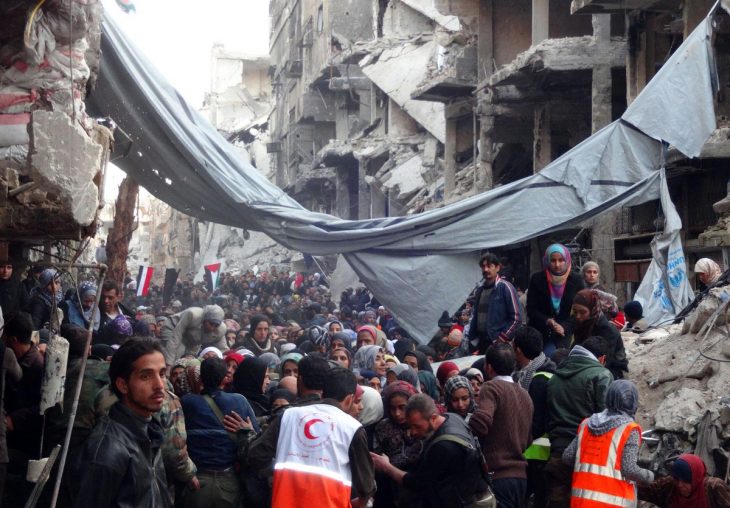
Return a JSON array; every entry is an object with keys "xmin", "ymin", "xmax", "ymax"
[{"xmin": 0, "ymin": 247, "xmax": 728, "ymax": 507}]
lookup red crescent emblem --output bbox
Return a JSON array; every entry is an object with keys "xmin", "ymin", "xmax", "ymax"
[{"xmin": 303, "ymin": 418, "xmax": 324, "ymax": 440}]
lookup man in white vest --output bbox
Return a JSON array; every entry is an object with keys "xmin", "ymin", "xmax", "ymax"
[{"xmin": 249, "ymin": 366, "xmax": 375, "ymax": 508}]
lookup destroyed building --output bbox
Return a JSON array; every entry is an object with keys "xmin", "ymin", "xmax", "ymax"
[
  {"xmin": 0, "ymin": 1, "xmax": 107, "ymax": 265},
  {"xmin": 266, "ymin": 0, "xmax": 730, "ymax": 300}
]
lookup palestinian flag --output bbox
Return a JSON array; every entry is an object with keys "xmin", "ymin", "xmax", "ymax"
[
  {"xmin": 204, "ymin": 262, "xmax": 222, "ymax": 291},
  {"xmin": 136, "ymin": 265, "xmax": 154, "ymax": 296}
]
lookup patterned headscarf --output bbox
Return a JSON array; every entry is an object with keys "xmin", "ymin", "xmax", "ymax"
[
  {"xmin": 443, "ymin": 375, "xmax": 475, "ymax": 414},
  {"xmin": 381, "ymin": 380, "xmax": 417, "ymax": 409},
  {"xmin": 543, "ymin": 243, "xmax": 572, "ymax": 313}
]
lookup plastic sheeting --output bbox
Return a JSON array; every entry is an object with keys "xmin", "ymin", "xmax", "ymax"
[{"xmin": 86, "ymin": 7, "xmax": 720, "ymax": 341}]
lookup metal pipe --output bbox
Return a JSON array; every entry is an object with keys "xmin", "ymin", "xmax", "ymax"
[
  {"xmin": 8, "ymin": 181, "xmax": 39, "ymax": 198},
  {"xmin": 49, "ymin": 263, "xmax": 107, "ymax": 508}
]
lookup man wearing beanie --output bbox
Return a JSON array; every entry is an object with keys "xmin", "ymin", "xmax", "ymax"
[
  {"xmin": 623, "ymin": 301, "xmax": 648, "ymax": 333},
  {"xmin": 159, "ymin": 304, "xmax": 227, "ymax": 365}
]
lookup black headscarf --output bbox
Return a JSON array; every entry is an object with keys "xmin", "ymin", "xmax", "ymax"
[
  {"xmin": 393, "ymin": 337, "xmax": 416, "ymax": 361},
  {"xmin": 406, "ymin": 349, "xmax": 432, "ymax": 374},
  {"xmin": 233, "ymin": 357, "xmax": 270, "ymax": 416}
]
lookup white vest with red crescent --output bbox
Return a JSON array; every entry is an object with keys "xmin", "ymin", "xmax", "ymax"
[{"xmin": 273, "ymin": 403, "xmax": 362, "ymax": 508}]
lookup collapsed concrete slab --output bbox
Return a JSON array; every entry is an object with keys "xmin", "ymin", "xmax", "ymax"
[
  {"xmin": 29, "ymin": 110, "xmax": 101, "ymax": 227},
  {"xmin": 489, "ymin": 36, "xmax": 627, "ymax": 88},
  {"xmin": 360, "ymin": 41, "xmax": 446, "ymax": 142}
]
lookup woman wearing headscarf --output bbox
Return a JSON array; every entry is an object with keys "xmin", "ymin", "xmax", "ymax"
[
  {"xmin": 28, "ymin": 268, "xmax": 63, "ymax": 330},
  {"xmin": 638, "ymin": 453, "xmax": 730, "ymax": 507},
  {"xmin": 329, "ymin": 347, "xmax": 352, "ymax": 369},
  {"xmin": 373, "ymin": 381, "xmax": 422, "ymax": 508},
  {"xmin": 386, "ymin": 364, "xmax": 419, "ymax": 391},
  {"xmin": 580, "ymin": 261, "xmax": 605, "ymax": 291},
  {"xmin": 232, "ymin": 357, "xmax": 271, "ymax": 418},
  {"xmin": 694, "ymin": 258, "xmax": 724, "ymax": 291},
  {"xmin": 563, "ymin": 380, "xmax": 654, "ymax": 506},
  {"xmin": 527, "ymin": 243, "xmax": 584, "ymax": 354},
  {"xmin": 239, "ymin": 314, "xmax": 277, "ymax": 356},
  {"xmin": 571, "ymin": 289, "xmax": 628, "ymax": 379},
  {"xmin": 443, "ymin": 375, "xmax": 475, "ymax": 422},
  {"xmin": 61, "ymin": 281, "xmax": 100, "ymax": 331},
  {"xmin": 353, "ymin": 344, "xmax": 387, "ymax": 382},
  {"xmin": 279, "ymin": 351, "xmax": 303, "ymax": 378},
  {"xmin": 403, "ymin": 350, "xmax": 440, "ymax": 400}
]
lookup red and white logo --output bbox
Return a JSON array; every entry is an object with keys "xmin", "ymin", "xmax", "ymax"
[{"xmin": 297, "ymin": 412, "xmax": 334, "ymax": 448}]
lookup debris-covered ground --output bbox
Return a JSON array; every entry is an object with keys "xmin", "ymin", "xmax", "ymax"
[{"xmin": 625, "ymin": 296, "xmax": 730, "ymax": 484}]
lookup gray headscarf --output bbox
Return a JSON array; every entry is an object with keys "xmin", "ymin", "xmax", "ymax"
[
  {"xmin": 353, "ymin": 345, "xmax": 383, "ymax": 372},
  {"xmin": 587, "ymin": 379, "xmax": 639, "ymax": 433},
  {"xmin": 388, "ymin": 364, "xmax": 419, "ymax": 391}
]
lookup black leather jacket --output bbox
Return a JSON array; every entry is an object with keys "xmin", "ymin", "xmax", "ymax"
[{"xmin": 71, "ymin": 402, "xmax": 171, "ymax": 508}]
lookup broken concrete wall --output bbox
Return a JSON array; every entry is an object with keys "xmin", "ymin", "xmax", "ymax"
[
  {"xmin": 331, "ymin": 0, "xmax": 375, "ymax": 43},
  {"xmin": 0, "ymin": 1, "xmax": 104, "ymax": 240},
  {"xmin": 492, "ymin": 0, "xmax": 533, "ymax": 68},
  {"xmin": 382, "ymin": 1, "xmax": 436, "ymax": 37}
]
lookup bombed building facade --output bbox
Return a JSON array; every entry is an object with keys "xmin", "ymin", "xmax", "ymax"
[{"xmin": 266, "ymin": 0, "xmax": 730, "ymax": 298}]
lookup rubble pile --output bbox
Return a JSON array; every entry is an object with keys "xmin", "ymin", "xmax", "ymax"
[
  {"xmin": 0, "ymin": 0, "xmax": 106, "ymax": 238},
  {"xmin": 626, "ymin": 299, "xmax": 730, "ymax": 478}
]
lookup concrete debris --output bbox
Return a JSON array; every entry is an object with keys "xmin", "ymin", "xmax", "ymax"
[
  {"xmin": 653, "ymin": 387, "xmax": 709, "ymax": 435},
  {"xmin": 29, "ymin": 110, "xmax": 102, "ymax": 226},
  {"xmin": 0, "ymin": 1, "xmax": 103, "ymax": 237}
]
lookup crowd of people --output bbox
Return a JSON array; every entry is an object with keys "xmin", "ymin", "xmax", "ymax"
[{"xmin": 0, "ymin": 247, "xmax": 728, "ymax": 507}]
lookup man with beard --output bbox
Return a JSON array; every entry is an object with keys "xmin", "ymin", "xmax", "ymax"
[
  {"xmin": 96, "ymin": 280, "xmax": 135, "ymax": 345},
  {"xmin": 71, "ymin": 338, "xmax": 172, "ymax": 507},
  {"xmin": 371, "ymin": 394, "xmax": 488, "ymax": 508}
]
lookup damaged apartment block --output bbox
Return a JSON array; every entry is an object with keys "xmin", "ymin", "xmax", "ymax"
[{"xmin": 0, "ymin": 1, "xmax": 107, "ymax": 259}]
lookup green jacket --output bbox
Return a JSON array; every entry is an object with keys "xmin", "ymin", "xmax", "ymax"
[{"xmin": 546, "ymin": 348, "xmax": 613, "ymax": 454}]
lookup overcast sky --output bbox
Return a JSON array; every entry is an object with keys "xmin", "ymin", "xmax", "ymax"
[{"xmin": 101, "ymin": 0, "xmax": 270, "ymax": 200}]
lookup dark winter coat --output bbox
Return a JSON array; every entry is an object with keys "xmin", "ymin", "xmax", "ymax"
[
  {"xmin": 71, "ymin": 402, "xmax": 171, "ymax": 508},
  {"xmin": 526, "ymin": 271, "xmax": 584, "ymax": 349}
]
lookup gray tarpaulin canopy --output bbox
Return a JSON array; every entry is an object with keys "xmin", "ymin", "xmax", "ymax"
[{"xmin": 87, "ymin": 7, "xmax": 721, "ymax": 341}]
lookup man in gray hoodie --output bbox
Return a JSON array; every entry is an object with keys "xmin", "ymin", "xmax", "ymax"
[{"xmin": 544, "ymin": 336, "xmax": 613, "ymax": 508}]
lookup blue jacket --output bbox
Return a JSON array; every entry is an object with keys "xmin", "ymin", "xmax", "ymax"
[
  {"xmin": 467, "ymin": 277, "xmax": 522, "ymax": 352},
  {"xmin": 181, "ymin": 390, "xmax": 259, "ymax": 470}
]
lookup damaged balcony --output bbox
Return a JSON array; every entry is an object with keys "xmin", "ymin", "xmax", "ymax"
[
  {"xmin": 411, "ymin": 44, "xmax": 478, "ymax": 102},
  {"xmin": 488, "ymin": 35, "xmax": 627, "ymax": 90}
]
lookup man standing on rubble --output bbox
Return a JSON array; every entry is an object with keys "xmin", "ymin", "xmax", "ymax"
[{"xmin": 159, "ymin": 304, "xmax": 227, "ymax": 365}]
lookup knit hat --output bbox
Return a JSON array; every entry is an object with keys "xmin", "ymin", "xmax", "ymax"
[
  {"xmin": 437, "ymin": 310, "xmax": 452, "ymax": 328},
  {"xmin": 447, "ymin": 329, "xmax": 463, "ymax": 348},
  {"xmin": 436, "ymin": 361, "xmax": 459, "ymax": 386},
  {"xmin": 108, "ymin": 314, "xmax": 133, "ymax": 338},
  {"xmin": 224, "ymin": 351, "xmax": 244, "ymax": 365},
  {"xmin": 671, "ymin": 457, "xmax": 692, "ymax": 483},
  {"xmin": 39, "ymin": 268, "xmax": 59, "ymax": 287},
  {"xmin": 202, "ymin": 305, "xmax": 224, "ymax": 325},
  {"xmin": 307, "ymin": 325, "xmax": 329, "ymax": 348},
  {"xmin": 623, "ymin": 301, "xmax": 643, "ymax": 321},
  {"xmin": 78, "ymin": 281, "xmax": 97, "ymax": 298}
]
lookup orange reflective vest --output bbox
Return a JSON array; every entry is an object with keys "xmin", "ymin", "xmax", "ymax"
[{"xmin": 570, "ymin": 419, "xmax": 641, "ymax": 508}]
